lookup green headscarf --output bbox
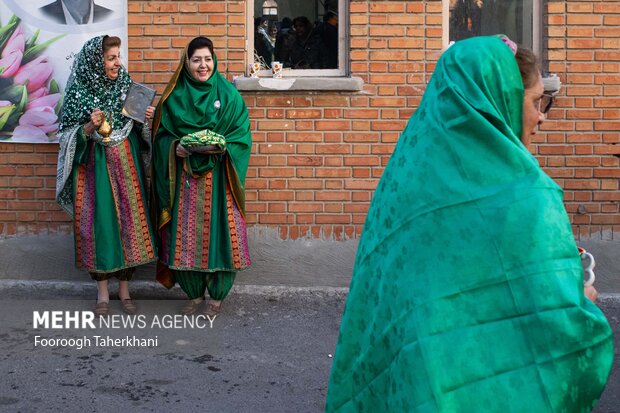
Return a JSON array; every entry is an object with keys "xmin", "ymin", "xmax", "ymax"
[
  {"xmin": 152, "ymin": 41, "xmax": 251, "ymax": 229},
  {"xmin": 326, "ymin": 36, "xmax": 613, "ymax": 413},
  {"xmin": 56, "ymin": 35, "xmax": 133, "ymax": 215}
]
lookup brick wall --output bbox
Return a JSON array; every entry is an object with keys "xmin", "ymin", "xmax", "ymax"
[
  {"xmin": 543, "ymin": 0, "xmax": 620, "ymax": 239},
  {"xmin": 0, "ymin": 0, "xmax": 618, "ymax": 239}
]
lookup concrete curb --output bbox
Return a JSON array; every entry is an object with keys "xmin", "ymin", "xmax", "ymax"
[
  {"xmin": 2, "ymin": 279, "xmax": 619, "ymax": 303},
  {"xmin": 0, "ymin": 279, "xmax": 350, "ymax": 299},
  {"xmin": 598, "ymin": 293, "xmax": 620, "ymax": 303}
]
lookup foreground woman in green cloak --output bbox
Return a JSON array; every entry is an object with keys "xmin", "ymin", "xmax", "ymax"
[
  {"xmin": 56, "ymin": 36, "xmax": 157, "ymax": 316},
  {"xmin": 152, "ymin": 37, "xmax": 252, "ymax": 316},
  {"xmin": 325, "ymin": 36, "xmax": 613, "ymax": 412}
]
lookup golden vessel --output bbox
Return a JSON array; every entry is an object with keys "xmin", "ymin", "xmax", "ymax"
[{"xmin": 98, "ymin": 112, "xmax": 112, "ymax": 143}]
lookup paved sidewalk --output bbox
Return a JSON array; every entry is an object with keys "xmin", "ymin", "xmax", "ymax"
[
  {"xmin": 1, "ymin": 234, "xmax": 618, "ymax": 296},
  {"xmin": 0, "ymin": 233, "xmax": 357, "ymax": 299}
]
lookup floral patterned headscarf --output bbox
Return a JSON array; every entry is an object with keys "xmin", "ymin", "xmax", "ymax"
[
  {"xmin": 56, "ymin": 35, "xmax": 133, "ymax": 215},
  {"xmin": 59, "ymin": 35, "xmax": 132, "ymax": 132}
]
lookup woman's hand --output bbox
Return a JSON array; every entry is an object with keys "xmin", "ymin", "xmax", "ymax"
[
  {"xmin": 176, "ymin": 143, "xmax": 190, "ymax": 158},
  {"xmin": 584, "ymin": 285, "xmax": 599, "ymax": 303},
  {"xmin": 90, "ymin": 108, "xmax": 103, "ymax": 127},
  {"xmin": 83, "ymin": 108, "xmax": 103, "ymax": 136},
  {"xmin": 144, "ymin": 106, "xmax": 155, "ymax": 120}
]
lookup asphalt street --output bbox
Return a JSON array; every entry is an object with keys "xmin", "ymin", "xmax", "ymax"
[
  {"xmin": 0, "ymin": 291, "xmax": 344, "ymax": 412},
  {"xmin": 0, "ymin": 289, "xmax": 618, "ymax": 412}
]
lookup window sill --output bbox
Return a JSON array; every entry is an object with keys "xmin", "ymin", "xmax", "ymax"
[{"xmin": 233, "ymin": 76, "xmax": 364, "ymax": 92}]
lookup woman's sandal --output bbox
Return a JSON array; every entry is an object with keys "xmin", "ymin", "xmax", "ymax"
[
  {"xmin": 94, "ymin": 301, "xmax": 109, "ymax": 317},
  {"xmin": 203, "ymin": 301, "xmax": 222, "ymax": 317},
  {"xmin": 119, "ymin": 297, "xmax": 137, "ymax": 315},
  {"xmin": 181, "ymin": 297, "xmax": 204, "ymax": 316}
]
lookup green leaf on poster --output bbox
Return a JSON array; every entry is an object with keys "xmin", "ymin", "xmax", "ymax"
[
  {"xmin": 22, "ymin": 34, "xmax": 65, "ymax": 64},
  {"xmin": 0, "ymin": 104, "xmax": 16, "ymax": 130}
]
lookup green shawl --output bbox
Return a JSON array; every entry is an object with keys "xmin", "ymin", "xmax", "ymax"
[
  {"xmin": 325, "ymin": 36, "xmax": 613, "ymax": 413},
  {"xmin": 152, "ymin": 46, "xmax": 251, "ymax": 231}
]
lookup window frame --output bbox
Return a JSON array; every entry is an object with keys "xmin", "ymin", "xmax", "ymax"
[
  {"xmin": 245, "ymin": 0, "xmax": 348, "ymax": 78},
  {"xmin": 441, "ymin": 0, "xmax": 543, "ymax": 57}
]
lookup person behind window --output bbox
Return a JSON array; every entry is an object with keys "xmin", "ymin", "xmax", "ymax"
[
  {"xmin": 276, "ymin": 16, "xmax": 325, "ymax": 69},
  {"xmin": 325, "ymin": 36, "xmax": 613, "ymax": 412},
  {"xmin": 152, "ymin": 37, "xmax": 252, "ymax": 317},
  {"xmin": 268, "ymin": 23, "xmax": 278, "ymax": 49},
  {"xmin": 254, "ymin": 16, "xmax": 274, "ymax": 68},
  {"xmin": 39, "ymin": 0, "xmax": 112, "ymax": 25},
  {"xmin": 56, "ymin": 36, "xmax": 157, "ymax": 317},
  {"xmin": 274, "ymin": 17, "xmax": 291, "ymax": 63},
  {"xmin": 317, "ymin": 11, "xmax": 338, "ymax": 69},
  {"xmin": 449, "ymin": 0, "xmax": 483, "ymax": 40},
  {"xmin": 279, "ymin": 17, "xmax": 293, "ymax": 36}
]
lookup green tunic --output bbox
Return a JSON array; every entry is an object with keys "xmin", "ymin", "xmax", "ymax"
[
  {"xmin": 56, "ymin": 36, "xmax": 157, "ymax": 272},
  {"xmin": 325, "ymin": 36, "xmax": 613, "ymax": 413},
  {"xmin": 152, "ymin": 44, "xmax": 252, "ymax": 296}
]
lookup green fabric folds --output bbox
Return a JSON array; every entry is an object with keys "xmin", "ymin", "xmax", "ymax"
[
  {"xmin": 174, "ymin": 270, "xmax": 236, "ymax": 301},
  {"xmin": 152, "ymin": 42, "xmax": 252, "ymax": 290},
  {"xmin": 325, "ymin": 36, "xmax": 613, "ymax": 413},
  {"xmin": 56, "ymin": 35, "xmax": 156, "ymax": 273},
  {"xmin": 152, "ymin": 47, "xmax": 251, "ymax": 228}
]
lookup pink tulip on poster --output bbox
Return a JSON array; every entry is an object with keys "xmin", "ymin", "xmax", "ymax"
[
  {"xmin": 26, "ymin": 93, "xmax": 61, "ymax": 111},
  {"xmin": 14, "ymin": 55, "xmax": 53, "ymax": 92},
  {"xmin": 12, "ymin": 125, "xmax": 49, "ymax": 142},
  {"xmin": 2, "ymin": 26, "xmax": 25, "ymax": 57},
  {"xmin": 0, "ymin": 50, "xmax": 23, "ymax": 78},
  {"xmin": 19, "ymin": 106, "xmax": 58, "ymax": 133},
  {"xmin": 28, "ymin": 86, "xmax": 50, "ymax": 101},
  {"xmin": 0, "ymin": 26, "xmax": 26, "ymax": 79}
]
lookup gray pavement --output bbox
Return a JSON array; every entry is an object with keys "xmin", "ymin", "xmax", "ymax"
[
  {"xmin": 0, "ymin": 231, "xmax": 357, "ymax": 292},
  {"xmin": 0, "ymin": 293, "xmax": 345, "ymax": 413},
  {"xmin": 1, "ymin": 233, "xmax": 619, "ymax": 294},
  {"xmin": 0, "ymin": 233, "xmax": 619, "ymax": 412}
]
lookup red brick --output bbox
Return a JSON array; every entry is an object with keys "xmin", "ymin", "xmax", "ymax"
[
  {"xmin": 370, "ymin": 3, "xmax": 405, "ymax": 13},
  {"xmin": 286, "ymin": 110, "xmax": 321, "ymax": 119},
  {"xmin": 567, "ymin": 15, "xmax": 602, "ymax": 25},
  {"xmin": 0, "ymin": 2, "xmax": 617, "ymax": 239}
]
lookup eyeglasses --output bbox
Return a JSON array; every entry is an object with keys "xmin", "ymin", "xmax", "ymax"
[
  {"xmin": 538, "ymin": 93, "xmax": 555, "ymax": 114},
  {"xmin": 526, "ymin": 91, "xmax": 556, "ymax": 115}
]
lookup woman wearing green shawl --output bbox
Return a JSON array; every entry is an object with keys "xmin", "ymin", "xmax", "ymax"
[
  {"xmin": 325, "ymin": 36, "xmax": 613, "ymax": 412},
  {"xmin": 152, "ymin": 37, "xmax": 252, "ymax": 317},
  {"xmin": 55, "ymin": 36, "xmax": 157, "ymax": 316}
]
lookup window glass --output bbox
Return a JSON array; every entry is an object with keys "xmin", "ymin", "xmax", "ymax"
[
  {"xmin": 253, "ymin": 0, "xmax": 340, "ymax": 72},
  {"xmin": 449, "ymin": 0, "xmax": 534, "ymax": 49}
]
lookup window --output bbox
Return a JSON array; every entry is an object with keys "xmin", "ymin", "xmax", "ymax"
[
  {"xmin": 443, "ymin": 0, "xmax": 542, "ymax": 54},
  {"xmin": 247, "ymin": 0, "xmax": 346, "ymax": 77}
]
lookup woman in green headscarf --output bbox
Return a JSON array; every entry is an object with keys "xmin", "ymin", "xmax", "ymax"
[
  {"xmin": 152, "ymin": 37, "xmax": 252, "ymax": 317},
  {"xmin": 325, "ymin": 36, "xmax": 613, "ymax": 412},
  {"xmin": 56, "ymin": 35, "xmax": 157, "ymax": 316}
]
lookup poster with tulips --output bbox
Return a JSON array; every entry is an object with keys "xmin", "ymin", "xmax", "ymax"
[{"xmin": 0, "ymin": 0, "xmax": 127, "ymax": 143}]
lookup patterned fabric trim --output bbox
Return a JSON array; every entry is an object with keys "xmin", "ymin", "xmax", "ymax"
[
  {"xmin": 172, "ymin": 169, "xmax": 250, "ymax": 271},
  {"xmin": 173, "ymin": 170, "xmax": 185, "ymax": 268},
  {"xmin": 199, "ymin": 171, "xmax": 213, "ymax": 267},
  {"xmin": 74, "ymin": 152, "xmax": 96, "ymax": 270},
  {"xmin": 56, "ymin": 125, "xmax": 81, "ymax": 216},
  {"xmin": 89, "ymin": 118, "xmax": 134, "ymax": 146},
  {"xmin": 192, "ymin": 171, "xmax": 207, "ymax": 266},
  {"xmin": 105, "ymin": 140, "xmax": 156, "ymax": 266},
  {"xmin": 227, "ymin": 184, "xmax": 251, "ymax": 270},
  {"xmin": 173, "ymin": 169, "xmax": 209, "ymax": 268}
]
